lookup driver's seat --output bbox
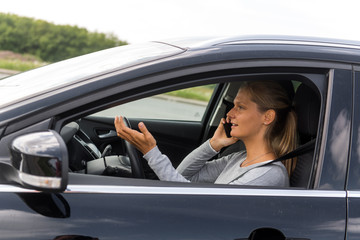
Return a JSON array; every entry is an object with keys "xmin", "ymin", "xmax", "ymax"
[{"xmin": 290, "ymin": 83, "xmax": 320, "ymax": 188}]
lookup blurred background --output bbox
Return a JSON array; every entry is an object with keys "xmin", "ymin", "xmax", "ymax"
[
  {"xmin": 1, "ymin": 0, "xmax": 359, "ymax": 74},
  {"xmin": 1, "ymin": 0, "xmax": 359, "ymax": 102}
]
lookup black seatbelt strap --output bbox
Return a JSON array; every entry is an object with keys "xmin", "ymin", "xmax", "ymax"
[{"xmin": 266, "ymin": 138, "xmax": 316, "ymax": 165}]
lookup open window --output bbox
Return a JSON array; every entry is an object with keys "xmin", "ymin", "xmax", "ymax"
[
  {"xmin": 58, "ymin": 69, "xmax": 325, "ymax": 189},
  {"xmin": 92, "ymin": 84, "xmax": 217, "ymax": 122}
]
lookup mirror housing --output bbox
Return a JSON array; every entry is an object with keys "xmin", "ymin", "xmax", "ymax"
[{"xmin": 9, "ymin": 130, "xmax": 68, "ymax": 192}]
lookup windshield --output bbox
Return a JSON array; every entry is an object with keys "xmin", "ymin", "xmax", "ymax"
[{"xmin": 0, "ymin": 42, "xmax": 184, "ymax": 107}]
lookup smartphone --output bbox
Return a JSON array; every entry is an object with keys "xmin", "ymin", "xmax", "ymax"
[{"xmin": 223, "ymin": 122, "xmax": 232, "ymax": 138}]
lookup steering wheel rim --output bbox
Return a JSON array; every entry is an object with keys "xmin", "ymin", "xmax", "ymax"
[{"xmin": 122, "ymin": 117, "xmax": 145, "ymax": 178}]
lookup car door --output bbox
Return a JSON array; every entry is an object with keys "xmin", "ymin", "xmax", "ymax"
[
  {"xmin": 0, "ymin": 67, "xmax": 349, "ymax": 240},
  {"xmin": 55, "ymin": 67, "xmax": 347, "ymax": 240},
  {"xmin": 69, "ymin": 68, "xmax": 347, "ymax": 239}
]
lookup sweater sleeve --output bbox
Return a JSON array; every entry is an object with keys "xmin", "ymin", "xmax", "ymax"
[
  {"xmin": 176, "ymin": 140, "xmax": 229, "ymax": 183},
  {"xmin": 143, "ymin": 146, "xmax": 190, "ymax": 182},
  {"xmin": 144, "ymin": 140, "xmax": 228, "ymax": 183}
]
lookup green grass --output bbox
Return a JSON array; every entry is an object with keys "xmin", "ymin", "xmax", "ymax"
[
  {"xmin": 165, "ymin": 85, "xmax": 216, "ymax": 102},
  {"xmin": 0, "ymin": 59, "xmax": 47, "ymax": 71}
]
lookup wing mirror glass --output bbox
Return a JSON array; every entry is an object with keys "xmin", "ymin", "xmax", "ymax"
[{"xmin": 9, "ymin": 130, "xmax": 68, "ymax": 192}]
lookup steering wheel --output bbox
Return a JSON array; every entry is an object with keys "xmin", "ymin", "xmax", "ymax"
[{"xmin": 122, "ymin": 117, "xmax": 145, "ymax": 178}]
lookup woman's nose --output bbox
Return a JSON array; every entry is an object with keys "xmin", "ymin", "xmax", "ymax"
[{"xmin": 226, "ymin": 108, "xmax": 234, "ymax": 119}]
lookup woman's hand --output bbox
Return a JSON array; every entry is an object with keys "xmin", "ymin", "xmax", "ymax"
[
  {"xmin": 114, "ymin": 116, "xmax": 157, "ymax": 155},
  {"xmin": 209, "ymin": 118, "xmax": 238, "ymax": 152}
]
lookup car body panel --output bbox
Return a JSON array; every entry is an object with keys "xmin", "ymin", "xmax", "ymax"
[{"xmin": 0, "ymin": 183, "xmax": 347, "ymax": 240}]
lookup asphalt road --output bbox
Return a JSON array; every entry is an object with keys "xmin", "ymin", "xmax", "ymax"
[
  {"xmin": 92, "ymin": 95, "xmax": 208, "ymax": 121},
  {"xmin": 0, "ymin": 69, "xmax": 18, "ymax": 79},
  {"xmin": 0, "ymin": 73, "xmax": 9, "ymax": 79}
]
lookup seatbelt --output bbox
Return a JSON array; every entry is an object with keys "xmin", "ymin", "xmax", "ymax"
[{"xmin": 266, "ymin": 138, "xmax": 316, "ymax": 165}]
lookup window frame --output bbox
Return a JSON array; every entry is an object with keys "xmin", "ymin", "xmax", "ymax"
[{"xmin": 52, "ymin": 64, "xmax": 330, "ymax": 191}]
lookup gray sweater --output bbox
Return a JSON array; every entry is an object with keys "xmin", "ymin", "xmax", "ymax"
[{"xmin": 143, "ymin": 140, "xmax": 289, "ymax": 187}]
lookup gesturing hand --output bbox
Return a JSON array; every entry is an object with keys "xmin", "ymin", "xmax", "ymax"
[{"xmin": 114, "ymin": 116, "xmax": 157, "ymax": 155}]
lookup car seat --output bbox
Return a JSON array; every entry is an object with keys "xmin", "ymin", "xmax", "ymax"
[{"xmin": 290, "ymin": 83, "xmax": 320, "ymax": 188}]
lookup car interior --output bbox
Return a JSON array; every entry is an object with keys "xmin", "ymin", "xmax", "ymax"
[{"xmin": 59, "ymin": 71, "xmax": 323, "ymax": 189}]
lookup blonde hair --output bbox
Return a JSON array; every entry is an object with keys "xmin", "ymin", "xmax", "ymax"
[{"xmin": 240, "ymin": 81, "xmax": 297, "ymax": 175}]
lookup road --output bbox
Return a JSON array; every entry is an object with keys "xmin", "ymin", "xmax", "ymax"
[
  {"xmin": 0, "ymin": 69, "xmax": 18, "ymax": 79},
  {"xmin": 92, "ymin": 95, "xmax": 208, "ymax": 121},
  {"xmin": 0, "ymin": 73, "xmax": 9, "ymax": 79}
]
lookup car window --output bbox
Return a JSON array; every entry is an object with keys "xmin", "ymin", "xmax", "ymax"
[
  {"xmin": 64, "ymin": 75, "xmax": 324, "ymax": 191},
  {"xmin": 92, "ymin": 84, "xmax": 217, "ymax": 121}
]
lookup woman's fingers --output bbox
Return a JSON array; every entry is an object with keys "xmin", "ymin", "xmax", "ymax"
[
  {"xmin": 114, "ymin": 116, "xmax": 124, "ymax": 135},
  {"xmin": 138, "ymin": 122, "xmax": 152, "ymax": 139},
  {"xmin": 115, "ymin": 116, "xmax": 137, "ymax": 141},
  {"xmin": 214, "ymin": 118, "xmax": 227, "ymax": 138},
  {"xmin": 114, "ymin": 116, "xmax": 127, "ymax": 137},
  {"xmin": 138, "ymin": 122, "xmax": 157, "ymax": 150},
  {"xmin": 114, "ymin": 116, "xmax": 156, "ymax": 154}
]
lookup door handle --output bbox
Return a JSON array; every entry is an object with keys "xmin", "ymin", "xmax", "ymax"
[{"xmin": 98, "ymin": 130, "xmax": 117, "ymax": 139}]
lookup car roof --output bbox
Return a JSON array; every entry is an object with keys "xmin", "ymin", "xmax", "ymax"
[{"xmin": 161, "ymin": 35, "xmax": 360, "ymax": 51}]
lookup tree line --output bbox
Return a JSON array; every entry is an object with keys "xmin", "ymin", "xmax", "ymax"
[{"xmin": 0, "ymin": 13, "xmax": 127, "ymax": 62}]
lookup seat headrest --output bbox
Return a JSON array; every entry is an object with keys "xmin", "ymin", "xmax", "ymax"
[{"xmin": 294, "ymin": 84, "xmax": 320, "ymax": 142}]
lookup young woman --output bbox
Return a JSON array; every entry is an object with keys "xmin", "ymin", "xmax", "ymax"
[{"xmin": 114, "ymin": 81, "xmax": 297, "ymax": 187}]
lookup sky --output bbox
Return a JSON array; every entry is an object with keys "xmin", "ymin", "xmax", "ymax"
[{"xmin": 1, "ymin": 0, "xmax": 360, "ymax": 44}]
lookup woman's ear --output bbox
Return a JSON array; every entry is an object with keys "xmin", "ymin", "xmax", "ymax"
[{"xmin": 263, "ymin": 109, "xmax": 276, "ymax": 125}]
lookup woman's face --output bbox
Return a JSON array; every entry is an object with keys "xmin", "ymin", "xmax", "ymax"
[{"xmin": 226, "ymin": 89, "xmax": 267, "ymax": 141}]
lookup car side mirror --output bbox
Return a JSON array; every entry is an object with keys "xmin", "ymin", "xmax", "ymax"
[{"xmin": 9, "ymin": 130, "xmax": 68, "ymax": 192}]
